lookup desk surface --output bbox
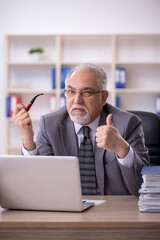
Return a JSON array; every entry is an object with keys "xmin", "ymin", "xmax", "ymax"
[{"xmin": 0, "ymin": 196, "xmax": 160, "ymax": 240}]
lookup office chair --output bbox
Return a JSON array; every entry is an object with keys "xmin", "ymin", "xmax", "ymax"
[{"xmin": 129, "ymin": 111, "xmax": 160, "ymax": 166}]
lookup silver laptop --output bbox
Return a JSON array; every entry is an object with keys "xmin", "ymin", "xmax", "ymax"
[{"xmin": 0, "ymin": 155, "xmax": 94, "ymax": 212}]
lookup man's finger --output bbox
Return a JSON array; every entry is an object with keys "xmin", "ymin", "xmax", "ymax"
[
  {"xmin": 106, "ymin": 114, "xmax": 113, "ymax": 126},
  {"xmin": 13, "ymin": 104, "xmax": 24, "ymax": 114}
]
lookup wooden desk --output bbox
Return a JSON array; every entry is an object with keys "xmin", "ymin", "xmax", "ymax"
[{"xmin": 0, "ymin": 196, "xmax": 160, "ymax": 240}]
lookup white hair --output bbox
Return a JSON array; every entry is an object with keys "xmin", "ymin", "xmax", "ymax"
[{"xmin": 65, "ymin": 63, "xmax": 107, "ymax": 90}]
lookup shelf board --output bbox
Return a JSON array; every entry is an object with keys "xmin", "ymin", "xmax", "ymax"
[
  {"xmin": 61, "ymin": 61, "xmax": 112, "ymax": 66},
  {"xmin": 8, "ymin": 61, "xmax": 56, "ymax": 66},
  {"xmin": 115, "ymin": 89, "xmax": 160, "ymax": 94},
  {"xmin": 8, "ymin": 61, "xmax": 160, "ymax": 67},
  {"xmin": 115, "ymin": 62, "xmax": 160, "ymax": 65},
  {"xmin": 8, "ymin": 89, "xmax": 56, "ymax": 94}
]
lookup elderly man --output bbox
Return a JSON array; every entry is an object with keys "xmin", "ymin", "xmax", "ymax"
[{"xmin": 12, "ymin": 63, "xmax": 149, "ymax": 196}]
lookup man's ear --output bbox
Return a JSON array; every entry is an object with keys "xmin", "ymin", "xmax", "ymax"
[{"xmin": 102, "ymin": 90, "xmax": 109, "ymax": 105}]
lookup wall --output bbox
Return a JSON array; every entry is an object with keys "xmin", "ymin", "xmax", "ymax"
[{"xmin": 0, "ymin": 0, "xmax": 160, "ymax": 154}]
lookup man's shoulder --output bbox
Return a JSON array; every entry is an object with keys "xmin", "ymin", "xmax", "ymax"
[
  {"xmin": 103, "ymin": 103, "xmax": 142, "ymax": 137},
  {"xmin": 103, "ymin": 103, "xmax": 141, "ymax": 124}
]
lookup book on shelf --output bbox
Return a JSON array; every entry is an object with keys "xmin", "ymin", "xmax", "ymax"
[
  {"xmin": 60, "ymin": 96, "xmax": 66, "ymax": 107},
  {"xmin": 50, "ymin": 95, "xmax": 66, "ymax": 112},
  {"xmin": 115, "ymin": 67, "xmax": 126, "ymax": 88},
  {"xmin": 6, "ymin": 96, "xmax": 11, "ymax": 117},
  {"xmin": 6, "ymin": 95, "xmax": 22, "ymax": 117},
  {"xmin": 61, "ymin": 67, "xmax": 71, "ymax": 89},
  {"xmin": 52, "ymin": 68, "xmax": 56, "ymax": 89},
  {"xmin": 138, "ymin": 166, "xmax": 160, "ymax": 213},
  {"xmin": 50, "ymin": 95, "xmax": 56, "ymax": 112},
  {"xmin": 116, "ymin": 96, "xmax": 121, "ymax": 108},
  {"xmin": 156, "ymin": 96, "xmax": 160, "ymax": 116}
]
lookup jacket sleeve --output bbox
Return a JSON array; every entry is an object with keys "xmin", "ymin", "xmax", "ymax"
[{"xmin": 118, "ymin": 113, "xmax": 150, "ymax": 196}]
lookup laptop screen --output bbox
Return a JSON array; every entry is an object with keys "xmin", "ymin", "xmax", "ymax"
[{"xmin": 0, "ymin": 155, "xmax": 88, "ymax": 212}]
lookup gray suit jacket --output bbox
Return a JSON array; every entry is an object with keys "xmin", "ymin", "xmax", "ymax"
[{"xmin": 36, "ymin": 103, "xmax": 149, "ymax": 196}]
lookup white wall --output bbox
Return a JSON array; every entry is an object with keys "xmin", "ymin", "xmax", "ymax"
[{"xmin": 0, "ymin": 0, "xmax": 160, "ymax": 154}]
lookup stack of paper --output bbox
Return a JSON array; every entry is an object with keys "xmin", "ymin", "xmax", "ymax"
[{"xmin": 138, "ymin": 166, "xmax": 160, "ymax": 213}]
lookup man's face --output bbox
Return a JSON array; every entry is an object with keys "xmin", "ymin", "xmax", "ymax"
[{"xmin": 66, "ymin": 70, "xmax": 108, "ymax": 125}]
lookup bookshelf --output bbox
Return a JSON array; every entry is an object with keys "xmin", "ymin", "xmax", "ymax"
[{"xmin": 4, "ymin": 34, "xmax": 160, "ymax": 154}]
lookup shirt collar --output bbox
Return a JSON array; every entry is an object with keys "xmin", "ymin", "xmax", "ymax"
[{"xmin": 74, "ymin": 115, "xmax": 100, "ymax": 134}]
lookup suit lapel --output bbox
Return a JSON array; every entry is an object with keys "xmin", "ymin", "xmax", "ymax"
[
  {"xmin": 59, "ymin": 116, "xmax": 78, "ymax": 157},
  {"xmin": 94, "ymin": 109, "xmax": 109, "ymax": 195}
]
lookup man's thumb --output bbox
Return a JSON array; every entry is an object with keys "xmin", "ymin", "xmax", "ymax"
[{"xmin": 106, "ymin": 114, "xmax": 113, "ymax": 126}]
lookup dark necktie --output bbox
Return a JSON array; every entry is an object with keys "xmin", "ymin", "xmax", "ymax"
[{"xmin": 78, "ymin": 126, "xmax": 97, "ymax": 195}]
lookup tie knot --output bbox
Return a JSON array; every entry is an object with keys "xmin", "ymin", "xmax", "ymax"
[{"xmin": 82, "ymin": 126, "xmax": 90, "ymax": 138}]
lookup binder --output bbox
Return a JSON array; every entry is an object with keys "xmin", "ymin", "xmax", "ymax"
[
  {"xmin": 6, "ymin": 96, "xmax": 11, "ymax": 117},
  {"xmin": 116, "ymin": 96, "xmax": 121, "ymax": 108},
  {"xmin": 52, "ymin": 68, "xmax": 56, "ymax": 89},
  {"xmin": 156, "ymin": 96, "xmax": 160, "ymax": 116},
  {"xmin": 116, "ymin": 68, "xmax": 126, "ymax": 88},
  {"xmin": 50, "ymin": 95, "xmax": 56, "ymax": 112},
  {"xmin": 141, "ymin": 166, "xmax": 160, "ymax": 175},
  {"xmin": 61, "ymin": 67, "xmax": 71, "ymax": 89},
  {"xmin": 10, "ymin": 96, "xmax": 21, "ymax": 116},
  {"xmin": 6, "ymin": 95, "xmax": 22, "ymax": 117}
]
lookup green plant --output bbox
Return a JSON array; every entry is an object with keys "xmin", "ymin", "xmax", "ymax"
[{"xmin": 28, "ymin": 47, "xmax": 44, "ymax": 54}]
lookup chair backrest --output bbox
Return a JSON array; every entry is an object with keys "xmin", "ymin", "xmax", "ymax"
[{"xmin": 128, "ymin": 111, "xmax": 160, "ymax": 166}]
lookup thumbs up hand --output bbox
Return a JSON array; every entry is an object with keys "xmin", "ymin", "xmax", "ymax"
[{"xmin": 95, "ymin": 114, "xmax": 130, "ymax": 159}]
